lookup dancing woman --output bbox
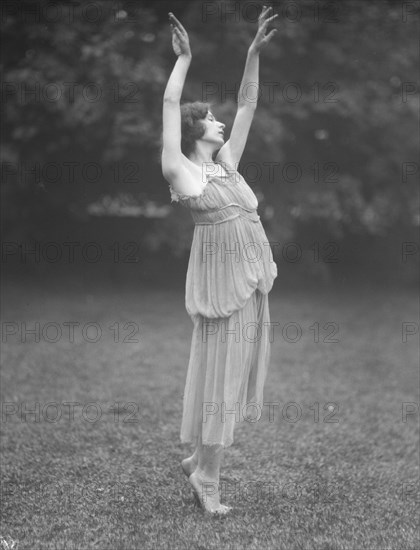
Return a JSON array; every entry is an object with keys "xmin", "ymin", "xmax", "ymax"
[{"xmin": 161, "ymin": 7, "xmax": 278, "ymax": 515}]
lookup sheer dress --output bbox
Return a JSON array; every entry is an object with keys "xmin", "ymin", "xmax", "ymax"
[{"xmin": 169, "ymin": 160, "xmax": 277, "ymax": 447}]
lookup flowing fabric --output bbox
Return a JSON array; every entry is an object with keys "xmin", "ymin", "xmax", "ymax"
[{"xmin": 169, "ymin": 160, "xmax": 277, "ymax": 447}]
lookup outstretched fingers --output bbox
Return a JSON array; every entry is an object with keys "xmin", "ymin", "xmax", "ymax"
[
  {"xmin": 168, "ymin": 12, "xmax": 187, "ymax": 35},
  {"xmin": 259, "ymin": 5, "xmax": 272, "ymax": 18},
  {"xmin": 257, "ymin": 13, "xmax": 278, "ymax": 39},
  {"xmin": 262, "ymin": 28, "xmax": 278, "ymax": 44},
  {"xmin": 260, "ymin": 13, "xmax": 278, "ymax": 28},
  {"xmin": 170, "ymin": 24, "xmax": 182, "ymax": 36},
  {"xmin": 249, "ymin": 5, "xmax": 279, "ymax": 50}
]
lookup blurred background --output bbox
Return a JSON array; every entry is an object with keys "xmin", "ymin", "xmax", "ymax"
[
  {"xmin": 1, "ymin": 5, "xmax": 419, "ymax": 546},
  {"xmin": 2, "ymin": 0, "xmax": 419, "ymax": 291}
]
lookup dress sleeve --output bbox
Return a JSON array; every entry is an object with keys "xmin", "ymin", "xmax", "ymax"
[
  {"xmin": 168, "ymin": 182, "xmax": 207, "ymax": 205},
  {"xmin": 168, "ymin": 183, "xmax": 181, "ymax": 203},
  {"xmin": 168, "ymin": 183, "xmax": 193, "ymax": 204}
]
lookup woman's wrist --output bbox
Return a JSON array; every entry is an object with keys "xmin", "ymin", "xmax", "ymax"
[
  {"xmin": 178, "ymin": 53, "xmax": 192, "ymax": 62},
  {"xmin": 248, "ymin": 45, "xmax": 260, "ymax": 57}
]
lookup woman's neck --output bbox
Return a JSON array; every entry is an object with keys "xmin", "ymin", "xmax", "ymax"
[{"xmin": 188, "ymin": 142, "xmax": 217, "ymax": 167}]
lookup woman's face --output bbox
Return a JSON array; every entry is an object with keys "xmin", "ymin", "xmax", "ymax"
[{"xmin": 200, "ymin": 111, "xmax": 225, "ymax": 148}]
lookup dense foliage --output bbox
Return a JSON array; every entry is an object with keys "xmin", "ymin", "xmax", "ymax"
[{"xmin": 2, "ymin": 0, "xmax": 418, "ymax": 281}]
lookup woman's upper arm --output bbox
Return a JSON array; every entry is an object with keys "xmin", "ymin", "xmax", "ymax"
[
  {"xmin": 161, "ymin": 98, "xmax": 183, "ymax": 177},
  {"xmin": 164, "ymin": 162, "xmax": 203, "ymax": 197},
  {"xmin": 216, "ymin": 105, "xmax": 256, "ymax": 167},
  {"xmin": 161, "ymin": 101, "xmax": 203, "ymax": 195}
]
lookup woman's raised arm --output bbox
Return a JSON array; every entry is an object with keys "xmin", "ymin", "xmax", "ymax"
[
  {"xmin": 217, "ymin": 5, "xmax": 278, "ymax": 168},
  {"xmin": 161, "ymin": 13, "xmax": 191, "ymax": 179}
]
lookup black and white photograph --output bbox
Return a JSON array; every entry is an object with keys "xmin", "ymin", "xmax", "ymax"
[{"xmin": 1, "ymin": 0, "xmax": 419, "ymax": 548}]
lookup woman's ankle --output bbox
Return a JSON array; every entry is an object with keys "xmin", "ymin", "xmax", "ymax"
[{"xmin": 194, "ymin": 467, "xmax": 219, "ymax": 484}]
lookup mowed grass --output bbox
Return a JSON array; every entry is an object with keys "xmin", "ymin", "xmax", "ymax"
[{"xmin": 0, "ymin": 280, "xmax": 418, "ymax": 550}]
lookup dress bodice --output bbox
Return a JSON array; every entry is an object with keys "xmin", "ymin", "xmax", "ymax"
[
  {"xmin": 169, "ymin": 160, "xmax": 259, "ymax": 212},
  {"xmin": 168, "ymin": 160, "xmax": 277, "ymax": 318}
]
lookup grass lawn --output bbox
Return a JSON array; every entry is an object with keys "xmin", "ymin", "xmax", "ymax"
[{"xmin": 1, "ymin": 280, "xmax": 418, "ymax": 549}]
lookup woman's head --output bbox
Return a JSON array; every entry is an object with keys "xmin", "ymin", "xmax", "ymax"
[{"xmin": 180, "ymin": 101, "xmax": 225, "ymax": 158}]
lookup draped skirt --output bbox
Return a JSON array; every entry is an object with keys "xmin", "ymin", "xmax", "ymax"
[{"xmin": 180, "ymin": 289, "xmax": 272, "ymax": 448}]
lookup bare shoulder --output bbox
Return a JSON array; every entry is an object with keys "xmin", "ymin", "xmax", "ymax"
[{"xmin": 163, "ymin": 154, "xmax": 206, "ymax": 195}]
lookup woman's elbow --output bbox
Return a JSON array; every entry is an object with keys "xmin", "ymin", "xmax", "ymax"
[{"xmin": 163, "ymin": 96, "xmax": 180, "ymax": 105}]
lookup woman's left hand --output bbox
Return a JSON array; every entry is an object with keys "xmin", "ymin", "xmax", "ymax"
[
  {"xmin": 250, "ymin": 5, "xmax": 278, "ymax": 53},
  {"xmin": 169, "ymin": 12, "xmax": 192, "ymax": 58}
]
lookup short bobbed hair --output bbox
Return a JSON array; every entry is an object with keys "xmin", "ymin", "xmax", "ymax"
[{"xmin": 180, "ymin": 101, "xmax": 211, "ymax": 158}]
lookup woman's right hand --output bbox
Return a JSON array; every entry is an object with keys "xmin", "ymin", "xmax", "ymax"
[{"xmin": 169, "ymin": 12, "xmax": 191, "ymax": 58}]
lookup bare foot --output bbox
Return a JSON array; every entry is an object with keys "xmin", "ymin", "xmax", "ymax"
[
  {"xmin": 181, "ymin": 456, "xmax": 197, "ymax": 478},
  {"xmin": 189, "ymin": 470, "xmax": 232, "ymax": 515}
]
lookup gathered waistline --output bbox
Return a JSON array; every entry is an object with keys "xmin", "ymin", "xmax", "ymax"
[{"xmin": 194, "ymin": 212, "xmax": 260, "ymax": 226}]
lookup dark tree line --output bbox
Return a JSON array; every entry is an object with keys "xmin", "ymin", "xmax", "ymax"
[{"xmin": 2, "ymin": 0, "xmax": 418, "ymax": 284}]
